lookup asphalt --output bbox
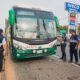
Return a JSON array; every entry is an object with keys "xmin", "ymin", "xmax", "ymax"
[
  {"xmin": 4, "ymin": 54, "xmax": 80, "ymax": 80},
  {"xmin": 56, "ymin": 46, "xmax": 80, "ymax": 64},
  {"xmin": 1, "ymin": 45, "xmax": 80, "ymax": 80}
]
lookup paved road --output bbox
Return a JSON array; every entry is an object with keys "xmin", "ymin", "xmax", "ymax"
[
  {"xmin": 4, "ymin": 51, "xmax": 80, "ymax": 80},
  {"xmin": 56, "ymin": 46, "xmax": 80, "ymax": 64}
]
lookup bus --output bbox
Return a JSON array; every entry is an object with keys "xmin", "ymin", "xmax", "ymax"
[{"xmin": 7, "ymin": 6, "xmax": 59, "ymax": 59}]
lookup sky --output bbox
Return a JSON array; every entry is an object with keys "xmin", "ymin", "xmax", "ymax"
[{"xmin": 0, "ymin": 0, "xmax": 80, "ymax": 29}]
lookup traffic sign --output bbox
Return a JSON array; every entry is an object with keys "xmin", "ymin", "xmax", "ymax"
[
  {"xmin": 69, "ymin": 21, "xmax": 75, "ymax": 25},
  {"xmin": 65, "ymin": 2, "xmax": 80, "ymax": 12},
  {"xmin": 69, "ymin": 12, "xmax": 76, "ymax": 26}
]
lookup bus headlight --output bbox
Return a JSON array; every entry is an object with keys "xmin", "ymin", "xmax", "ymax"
[
  {"xmin": 33, "ymin": 50, "xmax": 36, "ymax": 53},
  {"xmin": 17, "ymin": 53, "xmax": 20, "ymax": 57},
  {"xmin": 44, "ymin": 49, "xmax": 47, "ymax": 53},
  {"xmin": 18, "ymin": 46, "xmax": 26, "ymax": 50},
  {"xmin": 21, "ymin": 47, "xmax": 27, "ymax": 50},
  {"xmin": 14, "ymin": 44, "xmax": 26, "ymax": 50},
  {"xmin": 13, "ymin": 41, "xmax": 26, "ymax": 50}
]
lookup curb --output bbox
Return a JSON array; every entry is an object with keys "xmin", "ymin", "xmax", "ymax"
[{"xmin": 4, "ymin": 56, "xmax": 16, "ymax": 80}]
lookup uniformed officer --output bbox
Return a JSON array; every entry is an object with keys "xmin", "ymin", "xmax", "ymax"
[
  {"xmin": 57, "ymin": 33, "xmax": 67, "ymax": 61},
  {"xmin": 78, "ymin": 32, "xmax": 80, "ymax": 59},
  {"xmin": 0, "ymin": 29, "xmax": 6, "ymax": 72},
  {"xmin": 60, "ymin": 33, "xmax": 67, "ymax": 61},
  {"xmin": 69, "ymin": 30, "xmax": 79, "ymax": 64}
]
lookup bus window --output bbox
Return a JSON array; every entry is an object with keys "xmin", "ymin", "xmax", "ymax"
[
  {"xmin": 38, "ymin": 19, "xmax": 56, "ymax": 39},
  {"xmin": 38, "ymin": 19, "xmax": 47, "ymax": 39},
  {"xmin": 44, "ymin": 19, "xmax": 56, "ymax": 38},
  {"xmin": 14, "ymin": 17, "xmax": 38, "ymax": 39}
]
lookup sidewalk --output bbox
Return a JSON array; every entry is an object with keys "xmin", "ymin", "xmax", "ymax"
[
  {"xmin": 0, "ymin": 58, "xmax": 6, "ymax": 80},
  {"xmin": 0, "ymin": 72, "xmax": 5, "ymax": 80},
  {"xmin": 4, "ymin": 56, "xmax": 16, "ymax": 80}
]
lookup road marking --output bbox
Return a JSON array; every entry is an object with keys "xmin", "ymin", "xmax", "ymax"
[
  {"xmin": 71, "ymin": 63, "xmax": 80, "ymax": 67},
  {"xmin": 53, "ymin": 55, "xmax": 80, "ymax": 68}
]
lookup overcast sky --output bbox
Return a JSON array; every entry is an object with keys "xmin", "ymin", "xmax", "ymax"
[{"xmin": 0, "ymin": 0, "xmax": 80, "ymax": 29}]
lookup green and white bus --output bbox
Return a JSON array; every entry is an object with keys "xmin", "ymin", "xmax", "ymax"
[{"xmin": 8, "ymin": 6, "xmax": 59, "ymax": 59}]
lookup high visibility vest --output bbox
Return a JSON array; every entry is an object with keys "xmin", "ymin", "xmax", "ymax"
[
  {"xmin": 70, "ymin": 35, "xmax": 78, "ymax": 47},
  {"xmin": 0, "ymin": 35, "xmax": 4, "ymax": 48}
]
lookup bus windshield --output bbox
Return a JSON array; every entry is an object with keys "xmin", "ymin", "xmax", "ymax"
[{"xmin": 14, "ymin": 17, "xmax": 56, "ymax": 40}]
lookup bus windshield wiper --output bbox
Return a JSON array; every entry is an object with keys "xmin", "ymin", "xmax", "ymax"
[
  {"xmin": 43, "ymin": 20, "xmax": 50, "ymax": 40},
  {"xmin": 36, "ymin": 19, "xmax": 41, "ymax": 38}
]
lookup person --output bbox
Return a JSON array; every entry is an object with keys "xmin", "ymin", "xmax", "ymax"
[
  {"xmin": 57, "ymin": 33, "xmax": 67, "ymax": 61},
  {"xmin": 78, "ymin": 32, "xmax": 80, "ymax": 59},
  {"xmin": 69, "ymin": 30, "xmax": 79, "ymax": 64},
  {"xmin": 79, "ymin": 43, "xmax": 80, "ymax": 59},
  {"xmin": 0, "ymin": 29, "xmax": 6, "ymax": 72}
]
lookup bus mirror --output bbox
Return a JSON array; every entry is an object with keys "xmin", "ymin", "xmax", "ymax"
[
  {"xmin": 8, "ymin": 9, "xmax": 15, "ymax": 26},
  {"xmin": 54, "ymin": 16, "xmax": 59, "ymax": 28}
]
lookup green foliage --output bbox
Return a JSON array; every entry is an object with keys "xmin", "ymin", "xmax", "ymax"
[
  {"xmin": 78, "ymin": 25, "xmax": 80, "ymax": 35},
  {"xmin": 78, "ymin": 26, "xmax": 80, "ymax": 30},
  {"xmin": 57, "ymin": 25, "xmax": 68, "ymax": 32}
]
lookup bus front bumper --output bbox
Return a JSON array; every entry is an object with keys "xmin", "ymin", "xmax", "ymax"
[{"xmin": 12, "ymin": 46, "xmax": 57, "ymax": 59}]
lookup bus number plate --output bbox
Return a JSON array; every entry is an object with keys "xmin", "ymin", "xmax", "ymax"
[{"xmin": 37, "ymin": 50, "xmax": 43, "ymax": 54}]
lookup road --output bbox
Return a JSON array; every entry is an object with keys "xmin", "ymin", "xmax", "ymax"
[
  {"xmin": 56, "ymin": 46, "xmax": 80, "ymax": 64},
  {"xmin": 4, "ymin": 47, "xmax": 80, "ymax": 80}
]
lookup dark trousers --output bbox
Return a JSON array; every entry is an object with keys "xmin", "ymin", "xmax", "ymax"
[
  {"xmin": 79, "ymin": 49, "xmax": 80, "ymax": 58},
  {"xmin": 61, "ymin": 44, "xmax": 66, "ymax": 60},
  {"xmin": 70, "ymin": 47, "xmax": 78, "ymax": 63},
  {"xmin": 0, "ymin": 50, "xmax": 3, "ymax": 71}
]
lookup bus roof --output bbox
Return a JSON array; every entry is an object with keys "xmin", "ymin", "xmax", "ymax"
[
  {"xmin": 12, "ymin": 4, "xmax": 49, "ymax": 12},
  {"xmin": 13, "ymin": 6, "xmax": 54, "ymax": 19},
  {"xmin": 13, "ymin": 6, "xmax": 52, "ymax": 13}
]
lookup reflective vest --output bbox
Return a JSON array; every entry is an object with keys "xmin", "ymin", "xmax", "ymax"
[
  {"xmin": 70, "ymin": 35, "xmax": 78, "ymax": 47},
  {"xmin": 0, "ymin": 35, "xmax": 4, "ymax": 48}
]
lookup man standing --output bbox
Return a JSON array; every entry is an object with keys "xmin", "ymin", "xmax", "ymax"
[
  {"xmin": 57, "ymin": 33, "xmax": 67, "ymax": 61},
  {"xmin": 60, "ymin": 33, "xmax": 67, "ymax": 61},
  {"xmin": 0, "ymin": 29, "xmax": 6, "ymax": 72},
  {"xmin": 69, "ymin": 30, "xmax": 79, "ymax": 64}
]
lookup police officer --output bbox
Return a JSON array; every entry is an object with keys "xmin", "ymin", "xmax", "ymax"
[
  {"xmin": 0, "ymin": 29, "xmax": 6, "ymax": 72},
  {"xmin": 57, "ymin": 33, "xmax": 67, "ymax": 61},
  {"xmin": 78, "ymin": 33, "xmax": 80, "ymax": 59},
  {"xmin": 60, "ymin": 33, "xmax": 67, "ymax": 61},
  {"xmin": 69, "ymin": 30, "xmax": 79, "ymax": 64}
]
